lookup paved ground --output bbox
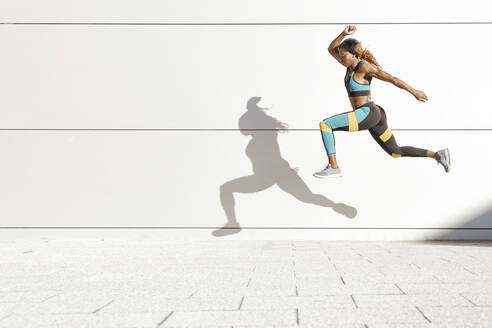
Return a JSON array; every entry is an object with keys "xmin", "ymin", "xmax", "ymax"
[{"xmin": 1, "ymin": 240, "xmax": 492, "ymax": 327}]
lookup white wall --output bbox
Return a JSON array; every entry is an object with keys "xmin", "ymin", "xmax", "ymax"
[{"xmin": 1, "ymin": 1, "xmax": 491, "ymax": 239}]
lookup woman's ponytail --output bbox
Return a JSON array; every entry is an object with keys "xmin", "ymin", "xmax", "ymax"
[{"xmin": 359, "ymin": 48, "xmax": 381, "ymax": 67}]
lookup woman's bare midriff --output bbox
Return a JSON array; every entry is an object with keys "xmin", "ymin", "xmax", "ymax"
[{"xmin": 349, "ymin": 95, "xmax": 371, "ymax": 110}]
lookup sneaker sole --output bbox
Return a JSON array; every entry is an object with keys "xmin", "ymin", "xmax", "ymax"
[
  {"xmin": 313, "ymin": 173, "xmax": 343, "ymax": 179},
  {"xmin": 443, "ymin": 148, "xmax": 451, "ymax": 173}
]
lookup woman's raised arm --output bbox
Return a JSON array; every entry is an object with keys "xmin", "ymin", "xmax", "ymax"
[{"xmin": 328, "ymin": 25, "xmax": 355, "ymax": 65}]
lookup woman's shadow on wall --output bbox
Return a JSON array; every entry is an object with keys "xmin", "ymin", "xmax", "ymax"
[{"xmin": 213, "ymin": 96, "xmax": 357, "ymax": 237}]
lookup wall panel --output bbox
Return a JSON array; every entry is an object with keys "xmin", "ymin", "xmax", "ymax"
[
  {"xmin": 0, "ymin": 130, "xmax": 489, "ymax": 233},
  {"xmin": 0, "ymin": 24, "xmax": 489, "ymax": 129},
  {"xmin": 0, "ymin": 0, "xmax": 490, "ymax": 23}
]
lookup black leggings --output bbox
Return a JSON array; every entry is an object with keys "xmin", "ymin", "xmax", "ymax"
[{"xmin": 319, "ymin": 102, "xmax": 428, "ymax": 158}]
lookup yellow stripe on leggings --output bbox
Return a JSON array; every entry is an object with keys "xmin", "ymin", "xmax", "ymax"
[
  {"xmin": 319, "ymin": 121, "xmax": 332, "ymax": 133},
  {"xmin": 392, "ymin": 153, "xmax": 401, "ymax": 158},
  {"xmin": 348, "ymin": 112, "xmax": 358, "ymax": 131},
  {"xmin": 379, "ymin": 127, "xmax": 393, "ymax": 142}
]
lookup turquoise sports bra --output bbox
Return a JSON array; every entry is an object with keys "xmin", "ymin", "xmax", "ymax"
[{"xmin": 344, "ymin": 60, "xmax": 371, "ymax": 97}]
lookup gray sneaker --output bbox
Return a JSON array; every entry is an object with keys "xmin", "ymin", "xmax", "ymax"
[
  {"xmin": 313, "ymin": 164, "xmax": 342, "ymax": 178},
  {"xmin": 436, "ymin": 148, "xmax": 451, "ymax": 173}
]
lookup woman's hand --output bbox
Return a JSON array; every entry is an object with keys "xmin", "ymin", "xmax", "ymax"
[
  {"xmin": 413, "ymin": 90, "xmax": 428, "ymax": 102},
  {"xmin": 343, "ymin": 25, "xmax": 357, "ymax": 36}
]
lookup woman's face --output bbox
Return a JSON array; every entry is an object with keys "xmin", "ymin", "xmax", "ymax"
[{"xmin": 339, "ymin": 49, "xmax": 357, "ymax": 67}]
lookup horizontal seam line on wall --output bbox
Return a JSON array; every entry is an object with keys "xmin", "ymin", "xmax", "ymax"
[
  {"xmin": 1, "ymin": 22, "xmax": 492, "ymax": 26},
  {"xmin": 1, "ymin": 227, "xmax": 492, "ymax": 230},
  {"xmin": 0, "ymin": 129, "xmax": 491, "ymax": 131}
]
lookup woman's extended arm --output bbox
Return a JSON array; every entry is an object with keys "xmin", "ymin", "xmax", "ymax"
[{"xmin": 363, "ymin": 62, "xmax": 428, "ymax": 102}]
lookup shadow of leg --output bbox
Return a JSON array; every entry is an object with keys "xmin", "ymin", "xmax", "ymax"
[
  {"xmin": 214, "ymin": 174, "xmax": 275, "ymax": 237},
  {"xmin": 276, "ymin": 167, "xmax": 357, "ymax": 219}
]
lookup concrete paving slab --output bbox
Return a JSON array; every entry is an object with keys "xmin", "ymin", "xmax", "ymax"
[{"xmin": 162, "ymin": 310, "xmax": 297, "ymax": 327}]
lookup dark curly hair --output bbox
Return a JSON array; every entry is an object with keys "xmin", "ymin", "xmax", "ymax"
[{"xmin": 338, "ymin": 38, "xmax": 381, "ymax": 67}]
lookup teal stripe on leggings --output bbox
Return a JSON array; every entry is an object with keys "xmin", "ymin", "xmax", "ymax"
[
  {"xmin": 354, "ymin": 106, "xmax": 370, "ymax": 122},
  {"xmin": 321, "ymin": 130, "xmax": 336, "ymax": 155},
  {"xmin": 320, "ymin": 105, "xmax": 371, "ymax": 156}
]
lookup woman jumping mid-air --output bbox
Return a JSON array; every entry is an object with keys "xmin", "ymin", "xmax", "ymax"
[{"xmin": 314, "ymin": 25, "xmax": 450, "ymax": 178}]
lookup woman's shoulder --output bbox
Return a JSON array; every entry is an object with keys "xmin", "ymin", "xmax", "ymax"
[
  {"xmin": 359, "ymin": 59, "xmax": 371, "ymax": 69},
  {"xmin": 358, "ymin": 60, "xmax": 375, "ymax": 81},
  {"xmin": 359, "ymin": 59, "xmax": 380, "ymax": 71}
]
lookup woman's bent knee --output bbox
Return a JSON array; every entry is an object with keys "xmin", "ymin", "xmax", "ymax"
[{"xmin": 319, "ymin": 120, "xmax": 332, "ymax": 133}]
